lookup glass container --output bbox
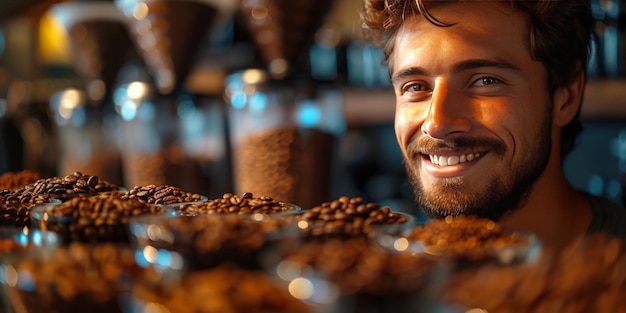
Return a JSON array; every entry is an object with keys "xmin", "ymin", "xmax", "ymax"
[
  {"xmin": 50, "ymin": 88, "xmax": 124, "ymax": 185},
  {"xmin": 114, "ymin": 81, "xmax": 230, "ymax": 196},
  {"xmin": 225, "ymin": 69, "xmax": 346, "ymax": 209}
]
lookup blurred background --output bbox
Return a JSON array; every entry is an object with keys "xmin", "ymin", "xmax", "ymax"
[{"xmin": 0, "ymin": 0, "xmax": 625, "ymax": 213}]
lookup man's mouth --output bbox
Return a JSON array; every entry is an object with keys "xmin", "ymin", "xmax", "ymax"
[{"xmin": 426, "ymin": 152, "xmax": 482, "ymax": 166}]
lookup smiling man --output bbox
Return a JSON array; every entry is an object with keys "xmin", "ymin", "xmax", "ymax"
[{"xmin": 361, "ymin": 0, "xmax": 626, "ymax": 250}]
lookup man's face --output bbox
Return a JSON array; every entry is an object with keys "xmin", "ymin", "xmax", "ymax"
[{"xmin": 391, "ymin": 2, "xmax": 553, "ymax": 220}]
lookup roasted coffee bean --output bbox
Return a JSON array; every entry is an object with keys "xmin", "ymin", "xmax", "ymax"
[
  {"xmin": 12, "ymin": 172, "xmax": 119, "ymax": 201},
  {"xmin": 2, "ymin": 242, "xmax": 140, "ymax": 313},
  {"xmin": 121, "ymin": 184, "xmax": 204, "ymax": 205},
  {"xmin": 33, "ymin": 194, "xmax": 165, "ymax": 243},
  {"xmin": 282, "ymin": 195, "xmax": 412, "ymax": 239},
  {"xmin": 177, "ymin": 192, "xmax": 298, "ymax": 215}
]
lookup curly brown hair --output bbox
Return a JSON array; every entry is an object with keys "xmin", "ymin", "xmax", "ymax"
[{"xmin": 360, "ymin": 0, "xmax": 595, "ymax": 157}]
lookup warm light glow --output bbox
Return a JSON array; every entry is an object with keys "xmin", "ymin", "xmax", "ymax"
[
  {"xmin": 143, "ymin": 245, "xmax": 158, "ymax": 264},
  {"xmin": 288, "ymin": 277, "xmax": 315, "ymax": 300},
  {"xmin": 297, "ymin": 220, "xmax": 309, "ymax": 230},
  {"xmin": 269, "ymin": 59, "xmax": 288, "ymax": 79},
  {"xmin": 39, "ymin": 11, "xmax": 71, "ymax": 65},
  {"xmin": 3, "ymin": 266, "xmax": 18, "ymax": 287},
  {"xmin": 252, "ymin": 213, "xmax": 266, "ymax": 222},
  {"xmin": 133, "ymin": 3, "xmax": 150, "ymax": 20},
  {"xmin": 127, "ymin": 81, "xmax": 149, "ymax": 100},
  {"xmin": 146, "ymin": 224, "xmax": 163, "ymax": 241},
  {"xmin": 251, "ymin": 6, "xmax": 268, "ymax": 20},
  {"xmin": 393, "ymin": 237, "xmax": 410, "ymax": 252},
  {"xmin": 241, "ymin": 69, "xmax": 267, "ymax": 85}
]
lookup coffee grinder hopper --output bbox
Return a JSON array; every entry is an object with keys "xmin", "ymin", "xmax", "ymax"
[
  {"xmin": 114, "ymin": 0, "xmax": 239, "ymax": 95},
  {"xmin": 239, "ymin": 0, "xmax": 336, "ymax": 79},
  {"xmin": 50, "ymin": 1, "xmax": 135, "ymax": 105}
]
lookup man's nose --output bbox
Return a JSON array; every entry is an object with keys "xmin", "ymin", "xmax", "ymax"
[{"xmin": 421, "ymin": 80, "xmax": 472, "ymax": 138}]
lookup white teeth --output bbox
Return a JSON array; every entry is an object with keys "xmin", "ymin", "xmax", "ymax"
[
  {"xmin": 439, "ymin": 156, "xmax": 448, "ymax": 166},
  {"xmin": 447, "ymin": 155, "xmax": 460, "ymax": 165},
  {"xmin": 429, "ymin": 153, "xmax": 481, "ymax": 166}
]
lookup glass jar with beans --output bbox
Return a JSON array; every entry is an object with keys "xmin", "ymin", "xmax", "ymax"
[
  {"xmin": 225, "ymin": 70, "xmax": 346, "ymax": 210},
  {"xmin": 113, "ymin": 81, "xmax": 231, "ymax": 197},
  {"xmin": 50, "ymin": 89, "xmax": 124, "ymax": 186}
]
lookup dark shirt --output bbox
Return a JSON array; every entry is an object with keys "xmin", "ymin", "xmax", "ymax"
[{"xmin": 586, "ymin": 194, "xmax": 626, "ymax": 237}]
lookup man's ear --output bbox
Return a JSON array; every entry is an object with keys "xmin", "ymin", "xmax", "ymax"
[{"xmin": 553, "ymin": 62, "xmax": 585, "ymax": 127}]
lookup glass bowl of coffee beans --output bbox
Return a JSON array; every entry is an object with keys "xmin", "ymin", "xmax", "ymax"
[
  {"xmin": 127, "ymin": 212, "xmax": 302, "ymax": 272},
  {"xmin": 30, "ymin": 193, "xmax": 172, "ymax": 244},
  {"xmin": 277, "ymin": 195, "xmax": 415, "ymax": 241},
  {"xmin": 0, "ymin": 242, "xmax": 141, "ymax": 313},
  {"xmin": 172, "ymin": 192, "xmax": 301, "ymax": 216},
  {"xmin": 0, "ymin": 227, "xmax": 60, "ymax": 257},
  {"xmin": 123, "ymin": 263, "xmax": 313, "ymax": 313},
  {"xmin": 372, "ymin": 215, "xmax": 541, "ymax": 266},
  {"xmin": 266, "ymin": 236, "xmax": 447, "ymax": 313}
]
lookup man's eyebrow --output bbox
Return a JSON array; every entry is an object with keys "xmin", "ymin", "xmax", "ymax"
[
  {"xmin": 391, "ymin": 67, "xmax": 427, "ymax": 86},
  {"xmin": 391, "ymin": 59, "xmax": 522, "ymax": 85},
  {"xmin": 453, "ymin": 59, "xmax": 522, "ymax": 73}
]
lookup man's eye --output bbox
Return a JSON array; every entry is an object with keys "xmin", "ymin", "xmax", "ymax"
[
  {"xmin": 403, "ymin": 83, "xmax": 428, "ymax": 93},
  {"xmin": 474, "ymin": 77, "xmax": 500, "ymax": 86}
]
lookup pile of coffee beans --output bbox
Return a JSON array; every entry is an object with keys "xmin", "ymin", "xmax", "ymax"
[
  {"xmin": 2, "ymin": 242, "xmax": 140, "ymax": 313},
  {"xmin": 233, "ymin": 126, "xmax": 336, "ymax": 209},
  {"xmin": 0, "ymin": 203, "xmax": 37, "ymax": 228},
  {"xmin": 132, "ymin": 213, "xmax": 298, "ymax": 270},
  {"xmin": 58, "ymin": 152, "xmax": 123, "ymax": 190},
  {"xmin": 443, "ymin": 232, "xmax": 626, "ymax": 312},
  {"xmin": 283, "ymin": 195, "xmax": 412, "ymax": 239},
  {"xmin": 121, "ymin": 184, "xmax": 205, "ymax": 205},
  {"xmin": 1, "ymin": 189, "xmax": 56, "ymax": 228},
  {"xmin": 0, "ymin": 170, "xmax": 41, "ymax": 190},
  {"xmin": 131, "ymin": 263, "xmax": 311, "ymax": 313},
  {"xmin": 12, "ymin": 171, "xmax": 120, "ymax": 201},
  {"xmin": 33, "ymin": 193, "xmax": 165, "ymax": 243},
  {"xmin": 177, "ymin": 192, "xmax": 299, "ymax": 215},
  {"xmin": 275, "ymin": 237, "xmax": 439, "ymax": 312},
  {"xmin": 406, "ymin": 215, "xmax": 535, "ymax": 263}
]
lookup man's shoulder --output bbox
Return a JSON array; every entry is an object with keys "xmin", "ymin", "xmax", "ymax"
[{"xmin": 586, "ymin": 194, "xmax": 626, "ymax": 237}]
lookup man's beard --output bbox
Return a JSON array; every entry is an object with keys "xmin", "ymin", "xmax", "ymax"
[{"xmin": 404, "ymin": 115, "xmax": 552, "ymax": 221}]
